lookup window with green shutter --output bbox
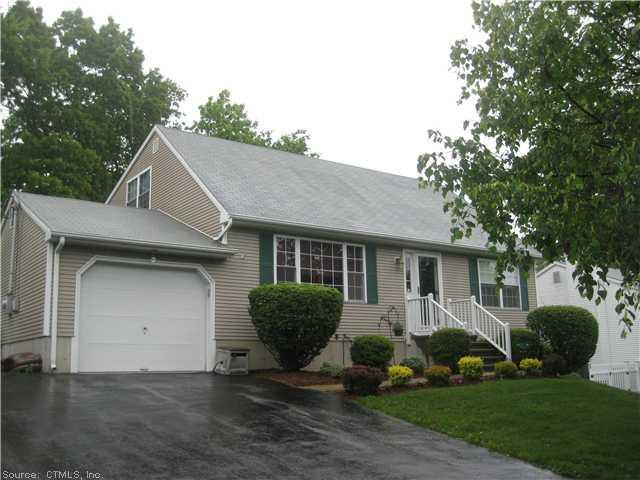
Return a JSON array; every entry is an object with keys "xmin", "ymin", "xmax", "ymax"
[{"xmin": 261, "ymin": 233, "xmax": 378, "ymax": 304}]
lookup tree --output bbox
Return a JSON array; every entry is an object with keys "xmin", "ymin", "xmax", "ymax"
[
  {"xmin": 1, "ymin": 1, "xmax": 185, "ymax": 201},
  {"xmin": 191, "ymin": 89, "xmax": 318, "ymax": 157},
  {"xmin": 419, "ymin": 1, "xmax": 639, "ymax": 330}
]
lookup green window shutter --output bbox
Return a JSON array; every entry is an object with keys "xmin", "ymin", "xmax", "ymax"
[
  {"xmin": 519, "ymin": 269, "xmax": 530, "ymax": 311},
  {"xmin": 259, "ymin": 232, "xmax": 274, "ymax": 284},
  {"xmin": 468, "ymin": 257, "xmax": 480, "ymax": 300},
  {"xmin": 365, "ymin": 244, "xmax": 378, "ymax": 304}
]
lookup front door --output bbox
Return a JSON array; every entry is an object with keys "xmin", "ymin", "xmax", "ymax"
[{"xmin": 405, "ymin": 252, "xmax": 440, "ymax": 301}]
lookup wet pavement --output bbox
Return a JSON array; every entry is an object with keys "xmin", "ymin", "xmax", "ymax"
[{"xmin": 2, "ymin": 373, "xmax": 563, "ymax": 479}]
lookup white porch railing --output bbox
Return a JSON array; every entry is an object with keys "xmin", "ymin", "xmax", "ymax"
[
  {"xmin": 407, "ymin": 294, "xmax": 468, "ymax": 336},
  {"xmin": 447, "ymin": 296, "xmax": 512, "ymax": 360}
]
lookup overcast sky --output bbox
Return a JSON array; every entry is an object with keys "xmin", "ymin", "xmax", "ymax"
[{"xmin": 31, "ymin": 0, "xmax": 480, "ymax": 178}]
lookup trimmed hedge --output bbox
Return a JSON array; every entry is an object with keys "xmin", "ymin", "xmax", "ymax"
[
  {"xmin": 400, "ymin": 356, "xmax": 426, "ymax": 376},
  {"xmin": 494, "ymin": 360, "xmax": 518, "ymax": 378},
  {"xmin": 520, "ymin": 358, "xmax": 543, "ymax": 376},
  {"xmin": 543, "ymin": 353, "xmax": 567, "ymax": 376},
  {"xmin": 458, "ymin": 356, "xmax": 484, "ymax": 381},
  {"xmin": 319, "ymin": 362, "xmax": 344, "ymax": 378},
  {"xmin": 343, "ymin": 365, "xmax": 384, "ymax": 395},
  {"xmin": 388, "ymin": 365, "xmax": 413, "ymax": 386},
  {"xmin": 425, "ymin": 365, "xmax": 452, "ymax": 386},
  {"xmin": 248, "ymin": 283, "xmax": 342, "ymax": 370},
  {"xmin": 510, "ymin": 328, "xmax": 543, "ymax": 365},
  {"xmin": 351, "ymin": 335, "xmax": 395, "ymax": 369},
  {"xmin": 423, "ymin": 328, "xmax": 471, "ymax": 373},
  {"xmin": 527, "ymin": 306, "xmax": 598, "ymax": 372}
]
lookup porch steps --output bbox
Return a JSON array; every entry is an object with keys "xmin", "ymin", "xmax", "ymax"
[{"xmin": 470, "ymin": 340, "xmax": 505, "ymax": 371}]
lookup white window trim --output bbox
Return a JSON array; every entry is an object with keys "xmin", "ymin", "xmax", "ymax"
[
  {"xmin": 272, "ymin": 234, "xmax": 367, "ymax": 303},
  {"xmin": 478, "ymin": 259, "xmax": 522, "ymax": 310},
  {"xmin": 126, "ymin": 166, "xmax": 152, "ymax": 209}
]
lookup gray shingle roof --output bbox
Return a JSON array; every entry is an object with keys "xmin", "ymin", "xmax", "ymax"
[
  {"xmin": 158, "ymin": 126, "xmax": 492, "ymax": 250},
  {"xmin": 16, "ymin": 191, "xmax": 234, "ymax": 255}
]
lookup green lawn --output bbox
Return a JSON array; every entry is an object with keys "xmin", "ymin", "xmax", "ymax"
[{"xmin": 359, "ymin": 376, "xmax": 640, "ymax": 479}]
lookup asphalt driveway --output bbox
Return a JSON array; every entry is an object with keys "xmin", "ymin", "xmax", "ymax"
[{"xmin": 2, "ymin": 373, "xmax": 562, "ymax": 479}]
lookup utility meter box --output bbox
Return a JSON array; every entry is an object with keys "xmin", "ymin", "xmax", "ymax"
[{"xmin": 214, "ymin": 347, "xmax": 250, "ymax": 375}]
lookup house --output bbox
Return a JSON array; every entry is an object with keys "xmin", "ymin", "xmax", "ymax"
[
  {"xmin": 1, "ymin": 126, "xmax": 538, "ymax": 373},
  {"xmin": 536, "ymin": 262, "xmax": 640, "ymax": 392}
]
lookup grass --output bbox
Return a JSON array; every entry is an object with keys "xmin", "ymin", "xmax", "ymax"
[{"xmin": 359, "ymin": 376, "xmax": 640, "ymax": 479}]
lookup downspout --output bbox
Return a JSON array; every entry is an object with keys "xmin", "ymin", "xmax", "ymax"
[
  {"xmin": 50, "ymin": 236, "xmax": 65, "ymax": 371},
  {"xmin": 213, "ymin": 217, "xmax": 232, "ymax": 244}
]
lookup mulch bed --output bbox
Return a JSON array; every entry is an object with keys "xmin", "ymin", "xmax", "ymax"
[{"xmin": 258, "ymin": 370, "xmax": 342, "ymax": 387}]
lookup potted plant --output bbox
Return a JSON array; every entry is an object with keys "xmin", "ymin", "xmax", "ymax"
[{"xmin": 392, "ymin": 321, "xmax": 404, "ymax": 337}]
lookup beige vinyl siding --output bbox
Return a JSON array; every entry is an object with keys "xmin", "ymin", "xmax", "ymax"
[
  {"xmin": 55, "ymin": 229, "xmax": 254, "ymax": 338},
  {"xmin": 441, "ymin": 252, "xmax": 537, "ymax": 328},
  {"xmin": 55, "ymin": 227, "xmax": 407, "ymax": 341},
  {"xmin": 109, "ymin": 133, "xmax": 223, "ymax": 236},
  {"xmin": 1, "ymin": 208, "xmax": 48, "ymax": 343},
  {"xmin": 215, "ymin": 231, "xmax": 407, "ymax": 340}
]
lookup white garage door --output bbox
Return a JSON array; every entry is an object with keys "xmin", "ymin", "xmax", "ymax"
[{"xmin": 78, "ymin": 262, "xmax": 209, "ymax": 372}]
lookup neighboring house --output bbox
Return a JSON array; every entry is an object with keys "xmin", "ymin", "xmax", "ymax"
[
  {"xmin": 1, "ymin": 126, "xmax": 538, "ymax": 373},
  {"xmin": 536, "ymin": 262, "xmax": 640, "ymax": 392}
]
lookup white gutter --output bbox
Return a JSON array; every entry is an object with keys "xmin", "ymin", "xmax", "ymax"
[{"xmin": 50, "ymin": 236, "xmax": 65, "ymax": 371}]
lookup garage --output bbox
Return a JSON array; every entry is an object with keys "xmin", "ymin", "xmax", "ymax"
[{"xmin": 77, "ymin": 261, "xmax": 211, "ymax": 372}]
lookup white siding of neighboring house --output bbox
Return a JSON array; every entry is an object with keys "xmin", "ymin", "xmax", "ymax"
[{"xmin": 536, "ymin": 263, "xmax": 640, "ymax": 391}]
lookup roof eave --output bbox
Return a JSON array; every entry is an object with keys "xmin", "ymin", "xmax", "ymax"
[
  {"xmin": 231, "ymin": 214, "xmax": 544, "ymax": 259},
  {"xmin": 49, "ymin": 232, "xmax": 237, "ymax": 259}
]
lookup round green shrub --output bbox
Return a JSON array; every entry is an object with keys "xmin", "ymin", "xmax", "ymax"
[
  {"xmin": 510, "ymin": 328, "xmax": 543, "ymax": 365},
  {"xmin": 388, "ymin": 365, "xmax": 414, "ymax": 386},
  {"xmin": 319, "ymin": 362, "xmax": 344, "ymax": 378},
  {"xmin": 494, "ymin": 360, "xmax": 518, "ymax": 378},
  {"xmin": 519, "ymin": 358, "xmax": 543, "ymax": 376},
  {"xmin": 527, "ymin": 306, "xmax": 598, "ymax": 372},
  {"xmin": 425, "ymin": 365, "xmax": 452, "ymax": 387},
  {"xmin": 343, "ymin": 365, "xmax": 384, "ymax": 395},
  {"xmin": 400, "ymin": 356, "xmax": 426, "ymax": 376},
  {"xmin": 350, "ymin": 335, "xmax": 395, "ymax": 369},
  {"xmin": 458, "ymin": 356, "xmax": 484, "ymax": 381},
  {"xmin": 542, "ymin": 353, "xmax": 567, "ymax": 376},
  {"xmin": 248, "ymin": 283, "xmax": 343, "ymax": 370},
  {"xmin": 424, "ymin": 328, "xmax": 471, "ymax": 373}
]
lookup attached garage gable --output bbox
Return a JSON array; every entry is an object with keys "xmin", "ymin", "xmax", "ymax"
[{"xmin": 77, "ymin": 260, "xmax": 212, "ymax": 373}]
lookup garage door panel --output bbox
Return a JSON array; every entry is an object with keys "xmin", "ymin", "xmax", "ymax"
[{"xmin": 78, "ymin": 262, "xmax": 208, "ymax": 372}]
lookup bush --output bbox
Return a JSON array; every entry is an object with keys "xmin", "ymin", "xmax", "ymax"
[
  {"xmin": 458, "ymin": 356, "xmax": 484, "ymax": 381},
  {"xmin": 527, "ymin": 306, "xmax": 598, "ymax": 372},
  {"xmin": 350, "ymin": 335, "xmax": 395, "ymax": 369},
  {"xmin": 388, "ymin": 365, "xmax": 414, "ymax": 386},
  {"xmin": 542, "ymin": 353, "xmax": 567, "ymax": 377},
  {"xmin": 425, "ymin": 365, "xmax": 452, "ymax": 387},
  {"xmin": 519, "ymin": 358, "xmax": 543, "ymax": 376},
  {"xmin": 400, "ymin": 357, "xmax": 426, "ymax": 376},
  {"xmin": 343, "ymin": 365, "xmax": 384, "ymax": 395},
  {"xmin": 494, "ymin": 360, "xmax": 518, "ymax": 378},
  {"xmin": 510, "ymin": 328, "xmax": 543, "ymax": 364},
  {"xmin": 248, "ymin": 283, "xmax": 343, "ymax": 370},
  {"xmin": 424, "ymin": 328, "xmax": 471, "ymax": 372},
  {"xmin": 319, "ymin": 362, "xmax": 344, "ymax": 378}
]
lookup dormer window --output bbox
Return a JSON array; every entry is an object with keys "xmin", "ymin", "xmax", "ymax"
[{"xmin": 126, "ymin": 167, "xmax": 151, "ymax": 208}]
